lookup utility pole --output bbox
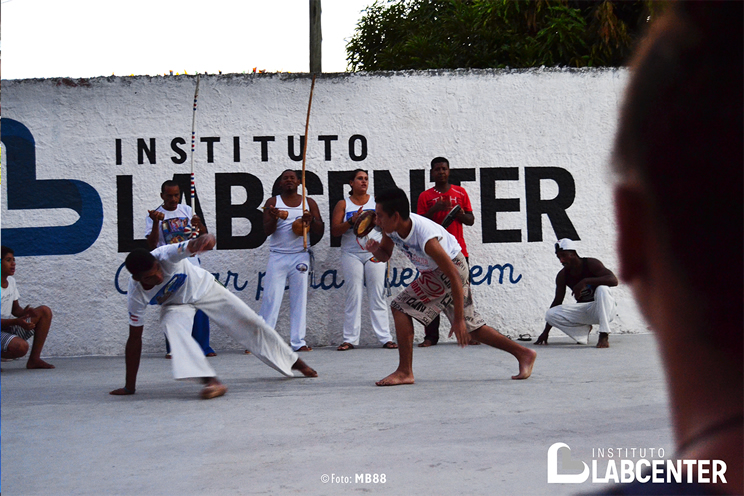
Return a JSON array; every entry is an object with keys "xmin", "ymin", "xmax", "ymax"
[{"xmin": 310, "ymin": 0, "xmax": 322, "ymax": 74}]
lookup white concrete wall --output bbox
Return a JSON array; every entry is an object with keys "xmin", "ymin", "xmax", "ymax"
[{"xmin": 1, "ymin": 69, "xmax": 646, "ymax": 356}]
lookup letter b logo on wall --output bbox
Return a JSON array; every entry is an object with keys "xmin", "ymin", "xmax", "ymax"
[{"xmin": 1, "ymin": 118, "xmax": 103, "ymax": 256}]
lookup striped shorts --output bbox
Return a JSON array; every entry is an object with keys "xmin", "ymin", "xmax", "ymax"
[{"xmin": 1, "ymin": 325, "xmax": 35, "ymax": 351}]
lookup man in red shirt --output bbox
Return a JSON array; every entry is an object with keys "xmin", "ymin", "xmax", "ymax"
[{"xmin": 416, "ymin": 157, "xmax": 479, "ymax": 347}]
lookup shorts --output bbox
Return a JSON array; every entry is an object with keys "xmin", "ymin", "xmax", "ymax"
[
  {"xmin": 391, "ymin": 252, "xmax": 486, "ymax": 332},
  {"xmin": 1, "ymin": 325, "xmax": 34, "ymax": 351}
]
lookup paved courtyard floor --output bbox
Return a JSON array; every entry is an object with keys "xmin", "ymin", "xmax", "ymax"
[{"xmin": 1, "ymin": 333, "xmax": 673, "ymax": 495}]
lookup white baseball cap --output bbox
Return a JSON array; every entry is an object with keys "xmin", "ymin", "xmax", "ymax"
[{"xmin": 555, "ymin": 238, "xmax": 579, "ymax": 253}]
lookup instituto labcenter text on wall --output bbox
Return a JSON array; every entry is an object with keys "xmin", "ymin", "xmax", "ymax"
[{"xmin": 1, "ymin": 69, "xmax": 646, "ymax": 356}]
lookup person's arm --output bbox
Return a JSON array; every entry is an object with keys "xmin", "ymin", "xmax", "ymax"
[
  {"xmin": 424, "ymin": 238, "xmax": 468, "ymax": 347},
  {"xmin": 110, "ymin": 325, "xmax": 143, "ymax": 395},
  {"xmin": 570, "ymin": 258, "xmax": 619, "ymax": 298},
  {"xmin": 458, "ymin": 190, "xmax": 475, "ymax": 226},
  {"xmin": 262, "ymin": 198, "xmax": 279, "ymax": 236},
  {"xmin": 422, "ymin": 197, "xmax": 450, "ymax": 220},
  {"xmin": 146, "ymin": 210, "xmax": 165, "ymax": 250},
  {"xmin": 535, "ymin": 271, "xmax": 567, "ymax": 345},
  {"xmin": 365, "ymin": 232, "xmax": 394, "ymax": 263},
  {"xmin": 330, "ymin": 200, "xmax": 359, "ymax": 237},
  {"xmin": 191, "ymin": 214, "xmax": 208, "ymax": 235},
  {"xmin": 1, "ymin": 300, "xmax": 36, "ymax": 331},
  {"xmin": 305, "ymin": 198, "xmax": 325, "ymax": 236},
  {"xmin": 456, "ymin": 210, "xmax": 475, "ymax": 226},
  {"xmin": 187, "ymin": 233, "xmax": 216, "ymax": 255}
]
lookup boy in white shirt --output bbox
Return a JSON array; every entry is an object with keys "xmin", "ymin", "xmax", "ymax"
[
  {"xmin": 1, "ymin": 246, "xmax": 55, "ymax": 369},
  {"xmin": 364, "ymin": 188, "xmax": 536, "ymax": 386}
]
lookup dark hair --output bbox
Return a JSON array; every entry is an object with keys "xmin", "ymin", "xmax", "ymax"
[
  {"xmin": 614, "ymin": 3, "xmax": 742, "ymax": 339},
  {"xmin": 125, "ymin": 249, "xmax": 157, "ymax": 279},
  {"xmin": 161, "ymin": 180, "xmax": 180, "ymax": 193},
  {"xmin": 348, "ymin": 169, "xmax": 368, "ymax": 195},
  {"xmin": 1, "ymin": 246, "xmax": 14, "ymax": 258},
  {"xmin": 375, "ymin": 188, "xmax": 410, "ymax": 220},
  {"xmin": 271, "ymin": 169, "xmax": 299, "ymax": 197},
  {"xmin": 430, "ymin": 157, "xmax": 449, "ymax": 168}
]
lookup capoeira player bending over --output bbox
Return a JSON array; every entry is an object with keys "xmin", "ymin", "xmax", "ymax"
[
  {"xmin": 110, "ymin": 234, "xmax": 317, "ymax": 400},
  {"xmin": 364, "ymin": 188, "xmax": 536, "ymax": 386}
]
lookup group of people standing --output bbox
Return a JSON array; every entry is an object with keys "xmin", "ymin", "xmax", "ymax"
[{"xmin": 109, "ymin": 151, "xmax": 625, "ymax": 398}]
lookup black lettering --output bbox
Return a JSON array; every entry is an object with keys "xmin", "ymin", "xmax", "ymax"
[
  {"xmin": 318, "ymin": 135, "xmax": 338, "ymax": 161},
  {"xmin": 448, "ymin": 168, "xmax": 476, "ymax": 186},
  {"xmin": 214, "ymin": 172, "xmax": 266, "ymax": 249},
  {"xmin": 409, "ymin": 169, "xmax": 425, "ymax": 213},
  {"xmin": 116, "ymin": 175, "xmax": 150, "ymax": 252},
  {"xmin": 116, "ymin": 139, "xmax": 122, "ymax": 165},
  {"xmin": 348, "ymin": 134, "xmax": 367, "ymax": 161},
  {"xmin": 301, "ymin": 170, "xmax": 325, "ymax": 246},
  {"xmin": 233, "ymin": 136, "xmax": 240, "ymax": 162},
  {"xmin": 480, "ymin": 167, "xmax": 521, "ymax": 243},
  {"xmin": 137, "ymin": 138, "xmax": 156, "ymax": 165},
  {"xmin": 253, "ymin": 136, "xmax": 275, "ymax": 162},
  {"xmin": 288, "ymin": 135, "xmax": 305, "ymax": 161},
  {"xmin": 170, "ymin": 137, "xmax": 187, "ymax": 164},
  {"xmin": 200, "ymin": 136, "xmax": 220, "ymax": 163},
  {"xmin": 328, "ymin": 170, "xmax": 352, "ymax": 247},
  {"xmin": 524, "ymin": 167, "xmax": 578, "ymax": 242}
]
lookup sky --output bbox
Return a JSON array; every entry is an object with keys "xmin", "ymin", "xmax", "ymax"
[{"xmin": 1, "ymin": 0, "xmax": 374, "ymax": 79}]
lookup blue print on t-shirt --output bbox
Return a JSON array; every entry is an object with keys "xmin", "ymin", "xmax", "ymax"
[{"xmin": 149, "ymin": 274, "xmax": 187, "ymax": 305}]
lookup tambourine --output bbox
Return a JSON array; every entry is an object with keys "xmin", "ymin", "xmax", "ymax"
[
  {"xmin": 352, "ymin": 210, "xmax": 377, "ymax": 237},
  {"xmin": 441, "ymin": 204, "xmax": 462, "ymax": 229}
]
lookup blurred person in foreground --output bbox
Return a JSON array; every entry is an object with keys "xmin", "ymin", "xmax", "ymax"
[{"xmin": 610, "ymin": 1, "xmax": 742, "ymax": 493}]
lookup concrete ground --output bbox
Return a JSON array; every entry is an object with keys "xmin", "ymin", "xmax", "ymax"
[{"xmin": 1, "ymin": 333, "xmax": 673, "ymax": 495}]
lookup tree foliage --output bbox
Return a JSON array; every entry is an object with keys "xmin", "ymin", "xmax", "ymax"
[{"xmin": 346, "ymin": 0, "xmax": 666, "ymax": 71}]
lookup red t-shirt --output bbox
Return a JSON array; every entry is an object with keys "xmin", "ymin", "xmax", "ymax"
[{"xmin": 416, "ymin": 185, "xmax": 472, "ymax": 257}]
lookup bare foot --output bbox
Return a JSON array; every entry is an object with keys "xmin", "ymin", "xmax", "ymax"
[
  {"xmin": 375, "ymin": 370, "xmax": 415, "ymax": 386},
  {"xmin": 243, "ymin": 350, "xmax": 251, "ymax": 354},
  {"xmin": 109, "ymin": 387, "xmax": 135, "ymax": 395},
  {"xmin": 512, "ymin": 348, "xmax": 537, "ymax": 380},
  {"xmin": 597, "ymin": 333, "xmax": 610, "ymax": 348},
  {"xmin": 27, "ymin": 358, "xmax": 55, "ymax": 369},
  {"xmin": 417, "ymin": 339, "xmax": 435, "ymax": 348},
  {"xmin": 292, "ymin": 358, "xmax": 318, "ymax": 377},
  {"xmin": 200, "ymin": 378, "xmax": 227, "ymax": 399}
]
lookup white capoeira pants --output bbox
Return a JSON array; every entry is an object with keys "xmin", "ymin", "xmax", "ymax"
[
  {"xmin": 259, "ymin": 251, "xmax": 309, "ymax": 351},
  {"xmin": 545, "ymin": 285, "xmax": 617, "ymax": 344},
  {"xmin": 340, "ymin": 251, "xmax": 392, "ymax": 345},
  {"xmin": 161, "ymin": 281, "xmax": 298, "ymax": 380}
]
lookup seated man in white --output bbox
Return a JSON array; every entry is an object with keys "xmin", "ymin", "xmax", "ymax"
[{"xmin": 535, "ymin": 239, "xmax": 618, "ymax": 348}]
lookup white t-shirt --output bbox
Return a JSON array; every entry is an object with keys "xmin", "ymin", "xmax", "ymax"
[
  {"xmin": 127, "ymin": 242, "xmax": 215, "ymax": 326},
  {"xmin": 387, "ymin": 213, "xmax": 462, "ymax": 273},
  {"xmin": 1, "ymin": 276, "xmax": 20, "ymax": 319},
  {"xmin": 145, "ymin": 204, "xmax": 200, "ymax": 267}
]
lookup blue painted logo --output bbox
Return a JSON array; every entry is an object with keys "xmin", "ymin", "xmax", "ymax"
[{"xmin": 1, "ymin": 118, "xmax": 103, "ymax": 256}]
